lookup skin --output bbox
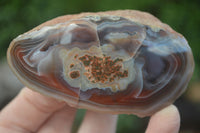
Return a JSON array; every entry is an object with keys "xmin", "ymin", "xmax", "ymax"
[{"xmin": 0, "ymin": 87, "xmax": 180, "ymax": 133}]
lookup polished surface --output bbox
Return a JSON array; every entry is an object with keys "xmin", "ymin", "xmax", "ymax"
[{"xmin": 7, "ymin": 15, "xmax": 194, "ymax": 117}]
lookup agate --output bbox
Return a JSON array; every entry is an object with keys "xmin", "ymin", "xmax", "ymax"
[{"xmin": 7, "ymin": 10, "xmax": 194, "ymax": 117}]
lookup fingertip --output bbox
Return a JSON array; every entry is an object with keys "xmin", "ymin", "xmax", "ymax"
[
  {"xmin": 21, "ymin": 87, "xmax": 66, "ymax": 110},
  {"xmin": 37, "ymin": 105, "xmax": 77, "ymax": 133},
  {"xmin": 0, "ymin": 87, "xmax": 66, "ymax": 132},
  {"xmin": 152, "ymin": 105, "xmax": 180, "ymax": 122},
  {"xmin": 78, "ymin": 111, "xmax": 118, "ymax": 133},
  {"xmin": 145, "ymin": 105, "xmax": 180, "ymax": 133}
]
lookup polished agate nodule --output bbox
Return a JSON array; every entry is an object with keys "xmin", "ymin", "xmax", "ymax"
[{"xmin": 7, "ymin": 10, "xmax": 194, "ymax": 117}]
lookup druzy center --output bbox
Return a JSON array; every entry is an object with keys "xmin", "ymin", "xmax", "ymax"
[{"xmin": 70, "ymin": 54, "xmax": 128, "ymax": 83}]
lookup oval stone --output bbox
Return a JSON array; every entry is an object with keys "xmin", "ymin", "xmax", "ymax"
[{"xmin": 7, "ymin": 10, "xmax": 194, "ymax": 117}]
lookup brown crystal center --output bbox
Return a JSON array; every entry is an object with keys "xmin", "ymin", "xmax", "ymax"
[{"xmin": 72, "ymin": 54, "xmax": 128, "ymax": 83}]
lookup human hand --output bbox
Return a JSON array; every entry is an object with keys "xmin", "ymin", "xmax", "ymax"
[{"xmin": 0, "ymin": 87, "xmax": 180, "ymax": 133}]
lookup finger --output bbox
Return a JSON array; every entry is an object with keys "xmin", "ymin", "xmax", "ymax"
[
  {"xmin": 78, "ymin": 111, "xmax": 118, "ymax": 133},
  {"xmin": 145, "ymin": 105, "xmax": 180, "ymax": 133},
  {"xmin": 0, "ymin": 87, "xmax": 66, "ymax": 133},
  {"xmin": 37, "ymin": 105, "xmax": 76, "ymax": 133}
]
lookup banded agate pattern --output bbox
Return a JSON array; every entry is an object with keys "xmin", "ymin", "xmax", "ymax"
[{"xmin": 7, "ymin": 15, "xmax": 194, "ymax": 117}]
